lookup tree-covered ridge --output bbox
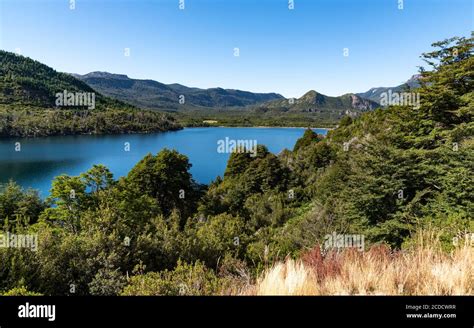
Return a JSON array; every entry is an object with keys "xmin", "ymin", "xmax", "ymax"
[
  {"xmin": 0, "ymin": 105, "xmax": 181, "ymax": 137},
  {"xmin": 0, "ymin": 36, "xmax": 472, "ymax": 295},
  {"xmin": 0, "ymin": 51, "xmax": 181, "ymax": 136}
]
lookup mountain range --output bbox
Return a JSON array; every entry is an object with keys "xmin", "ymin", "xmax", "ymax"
[
  {"xmin": 1, "ymin": 49, "xmax": 420, "ymax": 120},
  {"xmin": 74, "ymin": 71, "xmax": 420, "ymax": 114},
  {"xmin": 73, "ymin": 72, "xmax": 284, "ymax": 110}
]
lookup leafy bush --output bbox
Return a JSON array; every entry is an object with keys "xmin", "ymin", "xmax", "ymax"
[{"xmin": 121, "ymin": 260, "xmax": 226, "ymax": 296}]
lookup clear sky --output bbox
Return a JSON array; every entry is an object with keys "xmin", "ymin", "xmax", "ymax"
[{"xmin": 0, "ymin": 0, "xmax": 472, "ymax": 97}]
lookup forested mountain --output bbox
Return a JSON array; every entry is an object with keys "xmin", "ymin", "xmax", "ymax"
[
  {"xmin": 252, "ymin": 90, "xmax": 380, "ymax": 121},
  {"xmin": 0, "ymin": 36, "xmax": 471, "ymax": 296},
  {"xmin": 74, "ymin": 71, "xmax": 284, "ymax": 110},
  {"xmin": 0, "ymin": 51, "xmax": 181, "ymax": 137}
]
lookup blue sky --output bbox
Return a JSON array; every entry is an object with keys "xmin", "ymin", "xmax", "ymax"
[{"xmin": 0, "ymin": 0, "xmax": 472, "ymax": 97}]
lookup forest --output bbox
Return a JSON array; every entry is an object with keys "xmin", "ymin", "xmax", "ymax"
[{"xmin": 0, "ymin": 36, "xmax": 472, "ymax": 295}]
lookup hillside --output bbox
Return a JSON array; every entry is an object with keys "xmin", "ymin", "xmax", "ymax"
[
  {"xmin": 74, "ymin": 71, "xmax": 284, "ymax": 110},
  {"xmin": 0, "ymin": 51, "xmax": 123, "ymax": 108},
  {"xmin": 0, "ymin": 51, "xmax": 181, "ymax": 137}
]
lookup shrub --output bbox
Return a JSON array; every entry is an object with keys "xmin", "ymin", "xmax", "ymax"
[
  {"xmin": 2, "ymin": 286, "xmax": 43, "ymax": 296},
  {"xmin": 121, "ymin": 260, "xmax": 226, "ymax": 296}
]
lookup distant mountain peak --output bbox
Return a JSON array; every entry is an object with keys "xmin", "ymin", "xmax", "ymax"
[
  {"xmin": 407, "ymin": 74, "xmax": 422, "ymax": 83},
  {"xmin": 299, "ymin": 90, "xmax": 325, "ymax": 104},
  {"xmin": 303, "ymin": 90, "xmax": 318, "ymax": 96}
]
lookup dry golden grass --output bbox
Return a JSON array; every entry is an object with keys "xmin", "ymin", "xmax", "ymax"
[
  {"xmin": 246, "ymin": 260, "xmax": 318, "ymax": 296},
  {"xmin": 242, "ymin": 232, "xmax": 473, "ymax": 296}
]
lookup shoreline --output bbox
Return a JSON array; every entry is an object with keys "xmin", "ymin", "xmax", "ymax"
[
  {"xmin": 0, "ymin": 126, "xmax": 333, "ymax": 140},
  {"xmin": 186, "ymin": 125, "xmax": 334, "ymax": 130}
]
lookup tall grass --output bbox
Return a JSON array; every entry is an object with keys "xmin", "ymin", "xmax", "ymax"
[{"xmin": 243, "ymin": 232, "xmax": 473, "ymax": 295}]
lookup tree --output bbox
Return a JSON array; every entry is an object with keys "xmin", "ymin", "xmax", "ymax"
[
  {"xmin": 293, "ymin": 128, "xmax": 322, "ymax": 152},
  {"xmin": 0, "ymin": 181, "xmax": 44, "ymax": 225},
  {"xmin": 125, "ymin": 149, "xmax": 203, "ymax": 221},
  {"xmin": 418, "ymin": 36, "xmax": 473, "ymax": 126},
  {"xmin": 80, "ymin": 164, "xmax": 114, "ymax": 193}
]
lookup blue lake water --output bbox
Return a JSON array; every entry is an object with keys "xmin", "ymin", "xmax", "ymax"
[{"xmin": 0, "ymin": 127, "xmax": 327, "ymax": 197}]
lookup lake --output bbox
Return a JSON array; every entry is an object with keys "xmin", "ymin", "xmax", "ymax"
[{"xmin": 0, "ymin": 127, "xmax": 328, "ymax": 197}]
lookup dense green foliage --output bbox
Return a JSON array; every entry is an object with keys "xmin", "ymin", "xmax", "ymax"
[
  {"xmin": 0, "ymin": 36, "xmax": 472, "ymax": 295},
  {"xmin": 121, "ymin": 260, "xmax": 226, "ymax": 296},
  {"xmin": 0, "ymin": 182, "xmax": 44, "ymax": 224}
]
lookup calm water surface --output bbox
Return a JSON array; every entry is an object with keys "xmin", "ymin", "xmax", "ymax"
[{"xmin": 0, "ymin": 127, "xmax": 327, "ymax": 197}]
